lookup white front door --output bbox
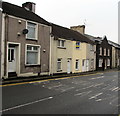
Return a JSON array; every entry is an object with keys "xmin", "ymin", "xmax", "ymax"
[
  {"xmin": 8, "ymin": 47, "xmax": 16, "ymax": 72},
  {"xmin": 86, "ymin": 59, "xmax": 89, "ymax": 71},
  {"xmin": 67, "ymin": 59, "xmax": 71, "ymax": 74}
]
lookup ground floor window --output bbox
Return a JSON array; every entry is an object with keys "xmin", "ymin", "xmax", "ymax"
[
  {"xmin": 57, "ymin": 59, "xmax": 62, "ymax": 71},
  {"xmin": 99, "ymin": 59, "xmax": 103, "ymax": 67},
  {"xmin": 107, "ymin": 59, "xmax": 110, "ymax": 66},
  {"xmin": 26, "ymin": 45, "xmax": 40, "ymax": 65},
  {"xmin": 91, "ymin": 59, "xmax": 94, "ymax": 69},
  {"xmin": 75, "ymin": 59, "xmax": 79, "ymax": 70}
]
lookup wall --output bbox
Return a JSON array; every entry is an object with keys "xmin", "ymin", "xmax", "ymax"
[
  {"xmin": 50, "ymin": 37, "xmax": 72, "ymax": 74},
  {"xmin": 3, "ymin": 15, "xmax": 50, "ymax": 77}
]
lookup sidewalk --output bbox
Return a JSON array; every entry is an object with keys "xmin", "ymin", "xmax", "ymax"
[{"xmin": 1, "ymin": 69, "xmax": 119, "ymax": 85}]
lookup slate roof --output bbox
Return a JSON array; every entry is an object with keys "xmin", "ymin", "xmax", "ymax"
[
  {"xmin": 51, "ymin": 23, "xmax": 95, "ymax": 44},
  {"xmin": 2, "ymin": 2, "xmax": 50, "ymax": 26},
  {"xmin": 108, "ymin": 40, "xmax": 120, "ymax": 49}
]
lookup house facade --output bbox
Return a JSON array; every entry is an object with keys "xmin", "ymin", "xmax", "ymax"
[
  {"xmin": 95, "ymin": 36, "xmax": 112, "ymax": 71},
  {"xmin": 1, "ymin": 2, "xmax": 51, "ymax": 79},
  {"xmin": 108, "ymin": 40, "xmax": 120, "ymax": 68},
  {"xmin": 50, "ymin": 24, "xmax": 95, "ymax": 75},
  {"xmin": 70, "ymin": 25, "xmax": 96, "ymax": 72}
]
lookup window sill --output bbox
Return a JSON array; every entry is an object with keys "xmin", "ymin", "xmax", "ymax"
[
  {"xmin": 57, "ymin": 70, "xmax": 62, "ymax": 72},
  {"xmin": 75, "ymin": 69, "xmax": 79, "ymax": 71},
  {"xmin": 25, "ymin": 64, "xmax": 41, "ymax": 67},
  {"xmin": 26, "ymin": 38, "xmax": 38, "ymax": 41},
  {"xmin": 57, "ymin": 46, "xmax": 66, "ymax": 49}
]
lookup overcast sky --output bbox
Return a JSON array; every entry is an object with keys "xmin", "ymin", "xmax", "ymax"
[{"xmin": 3, "ymin": 0, "xmax": 119, "ymax": 43}]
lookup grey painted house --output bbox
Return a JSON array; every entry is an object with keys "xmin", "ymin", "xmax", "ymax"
[{"xmin": 1, "ymin": 2, "xmax": 51, "ymax": 79}]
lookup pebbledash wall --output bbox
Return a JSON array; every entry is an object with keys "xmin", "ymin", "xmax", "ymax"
[{"xmin": 1, "ymin": 2, "xmax": 51, "ymax": 79}]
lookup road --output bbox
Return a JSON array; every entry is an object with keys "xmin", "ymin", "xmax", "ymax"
[{"xmin": 1, "ymin": 71, "xmax": 120, "ymax": 114}]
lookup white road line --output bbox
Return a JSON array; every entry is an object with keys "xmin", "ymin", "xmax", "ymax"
[
  {"xmin": 93, "ymin": 83, "xmax": 104, "ymax": 87},
  {"xmin": 89, "ymin": 76, "xmax": 104, "ymax": 80},
  {"xmin": 76, "ymin": 85, "xmax": 94, "ymax": 91},
  {"xmin": 111, "ymin": 87, "xmax": 119, "ymax": 91},
  {"xmin": 0, "ymin": 96, "xmax": 53, "ymax": 113},
  {"xmin": 89, "ymin": 93, "xmax": 103, "ymax": 100},
  {"xmin": 96, "ymin": 99, "xmax": 102, "ymax": 102},
  {"xmin": 74, "ymin": 91, "xmax": 92, "ymax": 96}
]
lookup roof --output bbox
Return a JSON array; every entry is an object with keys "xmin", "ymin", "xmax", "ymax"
[
  {"xmin": 2, "ymin": 2, "xmax": 50, "ymax": 26},
  {"xmin": 51, "ymin": 23, "xmax": 95, "ymax": 44},
  {"xmin": 108, "ymin": 40, "xmax": 120, "ymax": 49}
]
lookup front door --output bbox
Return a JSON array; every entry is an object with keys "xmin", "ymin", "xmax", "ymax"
[
  {"xmin": 86, "ymin": 59, "xmax": 89, "ymax": 71},
  {"xmin": 8, "ymin": 47, "xmax": 16, "ymax": 72},
  {"xmin": 67, "ymin": 59, "xmax": 71, "ymax": 74}
]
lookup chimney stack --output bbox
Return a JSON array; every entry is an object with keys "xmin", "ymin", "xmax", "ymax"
[
  {"xmin": 70, "ymin": 25, "xmax": 85, "ymax": 34},
  {"xmin": 22, "ymin": 2, "xmax": 36, "ymax": 13}
]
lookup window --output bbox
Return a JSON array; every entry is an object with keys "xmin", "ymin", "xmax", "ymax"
[
  {"xmin": 58, "ymin": 40, "xmax": 65, "ymax": 48},
  {"xmin": 26, "ymin": 45, "xmax": 40, "ymax": 65},
  {"xmin": 108, "ymin": 49, "xmax": 110, "ymax": 56},
  {"xmin": 76, "ymin": 42, "xmax": 80, "ymax": 49},
  {"xmin": 82, "ymin": 59, "xmax": 85, "ymax": 66},
  {"xmin": 104, "ymin": 48, "xmax": 106, "ymax": 56},
  {"xmin": 99, "ymin": 59, "xmax": 103, "ymax": 67},
  {"xmin": 27, "ymin": 22, "xmax": 37, "ymax": 40},
  {"xmin": 107, "ymin": 59, "xmax": 110, "ymax": 66},
  {"xmin": 99, "ymin": 47, "xmax": 102, "ymax": 55},
  {"xmin": 91, "ymin": 59, "xmax": 94, "ymax": 69},
  {"xmin": 90, "ymin": 45, "xmax": 94, "ymax": 51},
  {"xmin": 57, "ymin": 59, "xmax": 62, "ymax": 71},
  {"xmin": 75, "ymin": 59, "xmax": 79, "ymax": 70}
]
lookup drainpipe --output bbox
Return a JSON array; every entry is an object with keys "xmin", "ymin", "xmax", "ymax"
[{"xmin": 4, "ymin": 14, "xmax": 9, "ymax": 78}]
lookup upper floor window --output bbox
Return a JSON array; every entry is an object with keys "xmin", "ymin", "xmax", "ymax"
[
  {"xmin": 26, "ymin": 45, "xmax": 40, "ymax": 65},
  {"xmin": 58, "ymin": 40, "xmax": 65, "ymax": 48},
  {"xmin": 90, "ymin": 44, "xmax": 94, "ymax": 51},
  {"xmin": 76, "ymin": 42, "xmax": 80, "ymax": 49},
  {"xmin": 27, "ymin": 22, "xmax": 37, "ymax": 40},
  {"xmin": 108, "ymin": 49, "xmax": 110, "ymax": 56},
  {"xmin": 104, "ymin": 48, "xmax": 106, "ymax": 56},
  {"xmin": 99, "ymin": 47, "xmax": 102, "ymax": 55}
]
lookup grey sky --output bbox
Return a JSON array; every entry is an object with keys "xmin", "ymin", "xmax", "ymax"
[{"xmin": 3, "ymin": 0, "xmax": 119, "ymax": 43}]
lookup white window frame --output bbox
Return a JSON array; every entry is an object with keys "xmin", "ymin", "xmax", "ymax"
[
  {"xmin": 57, "ymin": 39, "xmax": 65, "ymax": 48},
  {"xmin": 99, "ymin": 59, "xmax": 103, "ymax": 67},
  {"xmin": 90, "ymin": 44, "xmax": 94, "ymax": 51},
  {"xmin": 26, "ymin": 21, "xmax": 38, "ymax": 40},
  {"xmin": 25, "ymin": 44, "xmax": 40, "ymax": 66},
  {"xmin": 91, "ymin": 59, "xmax": 94, "ymax": 69},
  {"xmin": 57, "ymin": 58, "xmax": 62, "ymax": 71},
  {"xmin": 104, "ymin": 48, "xmax": 106, "ymax": 56},
  {"xmin": 108, "ymin": 49, "xmax": 110, "ymax": 56},
  {"xmin": 107, "ymin": 59, "xmax": 110, "ymax": 66},
  {"xmin": 99, "ymin": 47, "xmax": 102, "ymax": 55},
  {"xmin": 75, "ymin": 59, "xmax": 79, "ymax": 70}
]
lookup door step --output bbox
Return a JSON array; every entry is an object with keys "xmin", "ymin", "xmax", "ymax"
[{"xmin": 8, "ymin": 72, "xmax": 17, "ymax": 77}]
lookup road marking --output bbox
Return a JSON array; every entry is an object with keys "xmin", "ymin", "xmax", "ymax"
[
  {"xmin": 0, "ymin": 96, "xmax": 53, "ymax": 113},
  {"xmin": 93, "ymin": 83, "xmax": 104, "ymax": 87},
  {"xmin": 89, "ymin": 93, "xmax": 103, "ymax": 100},
  {"xmin": 76, "ymin": 85, "xmax": 94, "ymax": 91},
  {"xmin": 0, "ymin": 72, "xmax": 102, "ymax": 87},
  {"xmin": 89, "ymin": 76, "xmax": 104, "ymax": 80},
  {"xmin": 75, "ymin": 91, "xmax": 92, "ymax": 96},
  {"xmin": 96, "ymin": 99, "xmax": 102, "ymax": 102}
]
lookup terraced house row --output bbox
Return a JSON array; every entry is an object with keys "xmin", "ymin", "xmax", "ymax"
[{"xmin": 0, "ymin": 2, "xmax": 120, "ymax": 79}]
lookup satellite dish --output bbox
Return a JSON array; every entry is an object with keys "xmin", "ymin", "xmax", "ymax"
[{"xmin": 22, "ymin": 29, "xmax": 28, "ymax": 34}]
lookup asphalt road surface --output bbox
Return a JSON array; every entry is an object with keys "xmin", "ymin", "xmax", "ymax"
[{"xmin": 1, "ymin": 71, "xmax": 120, "ymax": 114}]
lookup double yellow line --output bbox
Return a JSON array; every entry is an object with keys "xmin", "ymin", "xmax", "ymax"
[
  {"xmin": 0, "ymin": 72, "xmax": 102, "ymax": 87},
  {"xmin": 1, "ymin": 70, "xmax": 119, "ymax": 87}
]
